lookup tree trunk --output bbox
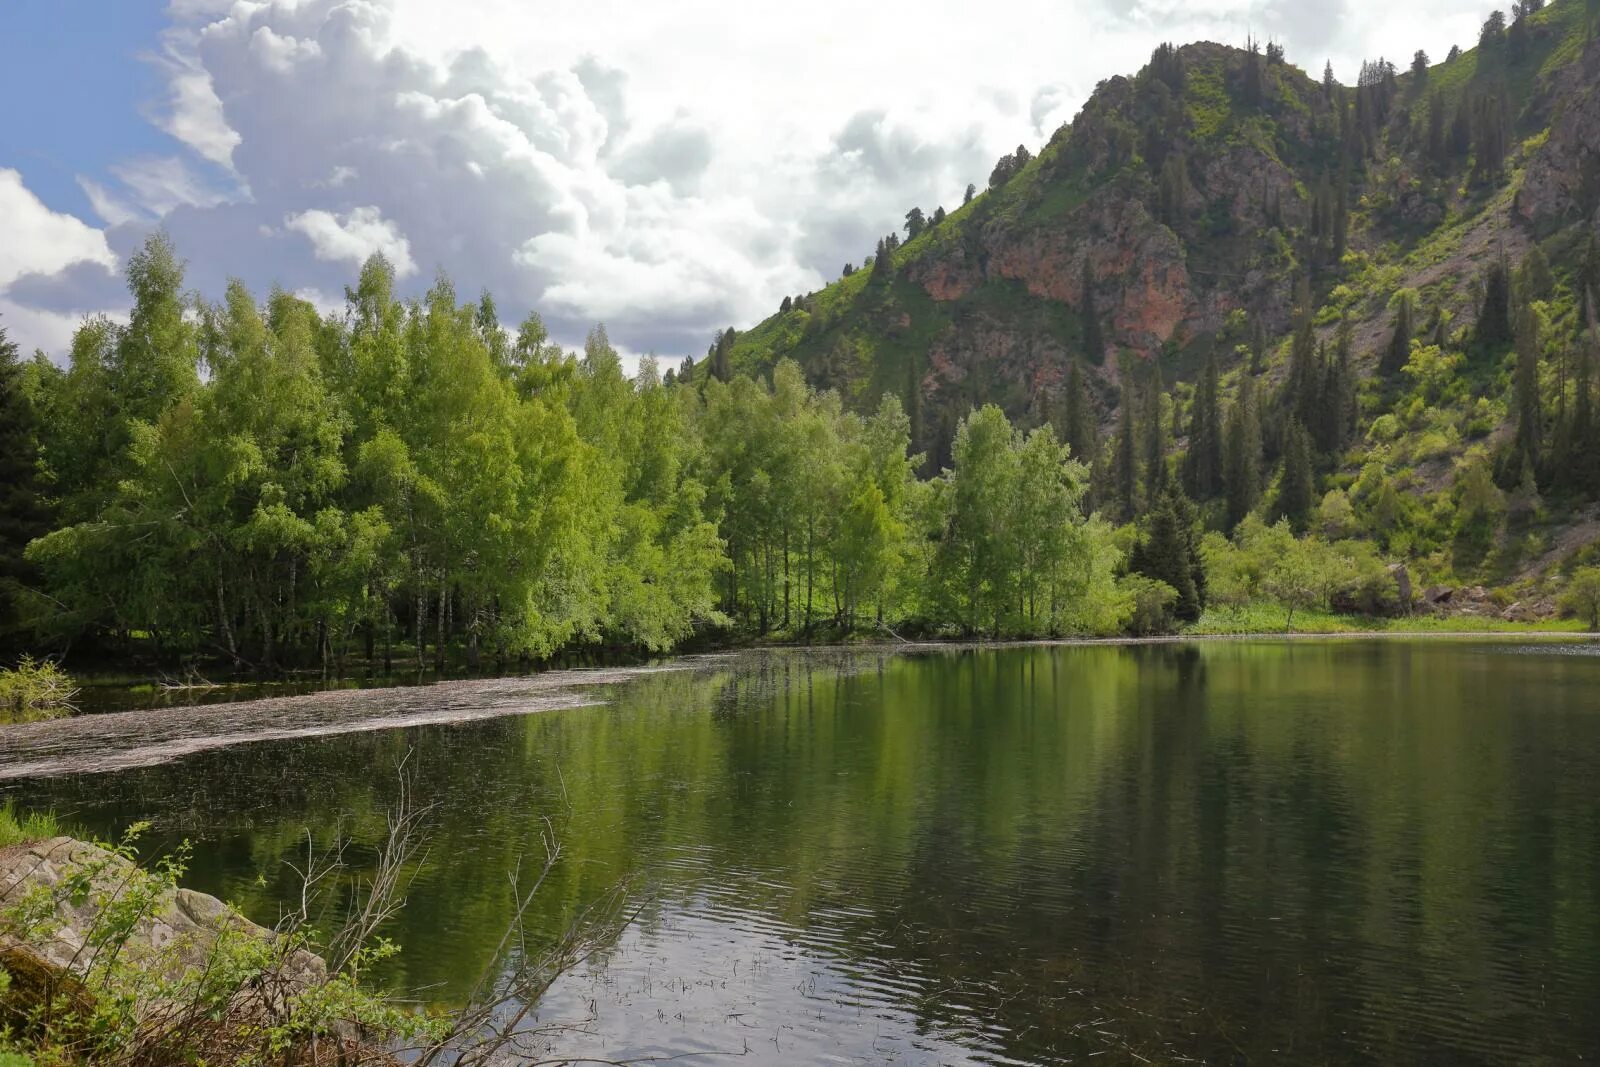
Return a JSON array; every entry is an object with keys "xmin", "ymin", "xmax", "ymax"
[
  {"xmin": 216, "ymin": 573, "xmax": 239, "ymax": 667},
  {"xmin": 435, "ymin": 582, "xmax": 447, "ymax": 671},
  {"xmin": 414, "ymin": 586, "xmax": 426, "ymax": 668}
]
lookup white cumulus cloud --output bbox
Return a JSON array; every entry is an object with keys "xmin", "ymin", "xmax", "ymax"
[
  {"xmin": 0, "ymin": 169, "xmax": 117, "ymax": 289},
  {"xmin": 3, "ymin": 0, "xmax": 1496, "ymax": 365},
  {"xmin": 285, "ymin": 206, "xmax": 419, "ymax": 277}
]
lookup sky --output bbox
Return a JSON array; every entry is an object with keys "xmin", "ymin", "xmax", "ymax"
[{"xmin": 0, "ymin": 0, "xmax": 1492, "ymax": 369}]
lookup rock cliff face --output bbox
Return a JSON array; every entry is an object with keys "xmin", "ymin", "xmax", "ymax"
[
  {"xmin": 726, "ymin": 8, "xmax": 1600, "ymax": 475},
  {"xmin": 1517, "ymin": 40, "xmax": 1600, "ymax": 231}
]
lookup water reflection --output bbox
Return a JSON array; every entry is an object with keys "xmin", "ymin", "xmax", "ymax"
[{"xmin": 3, "ymin": 641, "xmax": 1598, "ymax": 1064}]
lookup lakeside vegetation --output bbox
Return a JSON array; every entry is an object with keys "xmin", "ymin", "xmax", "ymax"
[
  {"xmin": 0, "ymin": 661, "xmax": 76, "ymax": 724},
  {"xmin": 3, "ymin": 235, "xmax": 1600, "ymax": 684}
]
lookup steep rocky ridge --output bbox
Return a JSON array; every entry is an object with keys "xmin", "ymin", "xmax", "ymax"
[{"xmin": 724, "ymin": 0, "xmax": 1600, "ymax": 492}]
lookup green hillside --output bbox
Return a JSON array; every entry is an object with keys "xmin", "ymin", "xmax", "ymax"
[{"xmin": 702, "ymin": 0, "xmax": 1600, "ymax": 602}]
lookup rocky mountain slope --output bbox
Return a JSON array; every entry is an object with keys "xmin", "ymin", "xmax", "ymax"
[
  {"xmin": 729, "ymin": 1, "xmax": 1600, "ymax": 460},
  {"xmin": 717, "ymin": 0, "xmax": 1600, "ymax": 592}
]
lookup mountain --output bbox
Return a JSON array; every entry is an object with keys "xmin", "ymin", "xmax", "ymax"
[{"xmin": 714, "ymin": 0, "xmax": 1600, "ymax": 591}]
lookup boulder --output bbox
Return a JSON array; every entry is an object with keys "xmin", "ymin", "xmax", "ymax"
[
  {"xmin": 1388, "ymin": 563, "xmax": 1414, "ymax": 614},
  {"xmin": 0, "ymin": 836, "xmax": 327, "ymax": 1024}
]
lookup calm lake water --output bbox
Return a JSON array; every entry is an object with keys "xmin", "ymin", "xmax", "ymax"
[{"xmin": 4, "ymin": 640, "xmax": 1600, "ymax": 1064}]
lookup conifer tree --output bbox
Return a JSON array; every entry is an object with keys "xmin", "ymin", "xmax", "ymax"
[
  {"xmin": 1329, "ymin": 318, "xmax": 1357, "ymax": 447},
  {"xmin": 1142, "ymin": 366, "xmax": 1168, "ymax": 496},
  {"xmin": 872, "ymin": 237, "xmax": 896, "ymax": 284},
  {"xmin": 1382, "ymin": 292, "xmax": 1413, "ymax": 377},
  {"xmin": 1411, "ymin": 49, "xmax": 1430, "ymax": 84},
  {"xmin": 1183, "ymin": 352, "xmax": 1222, "ymax": 499},
  {"xmin": 1286, "ymin": 275, "xmax": 1319, "ymax": 422},
  {"xmin": 1478, "ymin": 259, "xmax": 1513, "ymax": 346},
  {"xmin": 1130, "ymin": 484, "xmax": 1206, "ymax": 623},
  {"xmin": 1277, "ymin": 419, "xmax": 1316, "ymax": 532},
  {"xmin": 1568, "ymin": 340, "xmax": 1598, "ymax": 491},
  {"xmin": 1427, "ymin": 92, "xmax": 1447, "ymax": 170},
  {"xmin": 1113, "ymin": 379, "xmax": 1140, "ymax": 521},
  {"xmin": 1514, "ymin": 299, "xmax": 1543, "ymax": 468},
  {"xmin": 904, "ymin": 207, "xmax": 926, "ymax": 239},
  {"xmin": 1062, "ymin": 359, "xmax": 1096, "ymax": 466},
  {"xmin": 1333, "ymin": 167, "xmax": 1349, "ymax": 262},
  {"xmin": 711, "ymin": 328, "xmax": 735, "ymax": 382},
  {"xmin": 1223, "ymin": 377, "xmax": 1263, "ymax": 530},
  {"xmin": 1242, "ymin": 38, "xmax": 1264, "ymax": 107},
  {"xmin": 1518, "ymin": 245, "xmax": 1554, "ymax": 304},
  {"xmin": 906, "ymin": 358, "xmax": 925, "ymax": 464}
]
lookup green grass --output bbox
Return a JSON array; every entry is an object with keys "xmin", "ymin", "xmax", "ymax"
[
  {"xmin": 0, "ymin": 800, "xmax": 64, "ymax": 849},
  {"xmin": 1189, "ymin": 603, "xmax": 1590, "ymax": 635}
]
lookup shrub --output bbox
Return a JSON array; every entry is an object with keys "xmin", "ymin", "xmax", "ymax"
[
  {"xmin": 1121, "ymin": 575, "xmax": 1179, "ymax": 635},
  {"xmin": 0, "ymin": 659, "xmax": 78, "ymax": 723},
  {"xmin": 1558, "ymin": 567, "xmax": 1600, "ymax": 630}
]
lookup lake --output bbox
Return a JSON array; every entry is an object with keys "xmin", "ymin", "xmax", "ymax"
[{"xmin": 3, "ymin": 640, "xmax": 1599, "ymax": 1064}]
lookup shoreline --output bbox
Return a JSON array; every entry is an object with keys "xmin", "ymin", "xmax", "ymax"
[
  {"xmin": 4, "ymin": 632, "xmax": 1595, "ymax": 781},
  {"xmin": 29, "ymin": 625, "xmax": 1600, "ymax": 697}
]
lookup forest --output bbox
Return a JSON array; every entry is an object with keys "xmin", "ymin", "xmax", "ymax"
[{"xmin": 0, "ymin": 233, "xmax": 1444, "ymax": 674}]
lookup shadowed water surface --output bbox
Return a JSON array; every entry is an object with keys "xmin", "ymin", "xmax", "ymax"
[{"xmin": 3, "ymin": 641, "xmax": 1599, "ymax": 1064}]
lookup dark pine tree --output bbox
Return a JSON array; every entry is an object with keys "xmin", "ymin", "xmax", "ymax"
[
  {"xmin": 1568, "ymin": 340, "xmax": 1598, "ymax": 492},
  {"xmin": 711, "ymin": 327, "xmax": 735, "ymax": 382},
  {"xmin": 1478, "ymin": 258, "xmax": 1513, "ymax": 347},
  {"xmin": 1113, "ymin": 379, "xmax": 1140, "ymax": 521},
  {"xmin": 907, "ymin": 357, "xmax": 925, "ymax": 467},
  {"xmin": 1427, "ymin": 92, "xmax": 1448, "ymax": 171},
  {"xmin": 872, "ymin": 236, "xmax": 896, "ymax": 284},
  {"xmin": 1142, "ymin": 366, "xmax": 1168, "ymax": 497},
  {"xmin": 1062, "ymin": 359, "xmax": 1096, "ymax": 466},
  {"xmin": 1381, "ymin": 293, "xmax": 1413, "ymax": 378},
  {"xmin": 1513, "ymin": 299, "xmax": 1543, "ymax": 469},
  {"xmin": 1286, "ymin": 275, "xmax": 1319, "ymax": 424},
  {"xmin": 904, "ymin": 207, "xmax": 926, "ymax": 240},
  {"xmin": 1326, "ymin": 318, "xmax": 1357, "ymax": 449},
  {"xmin": 1183, "ymin": 351, "xmax": 1223, "ymax": 499},
  {"xmin": 1276, "ymin": 419, "xmax": 1316, "ymax": 532},
  {"xmin": 1242, "ymin": 37, "xmax": 1264, "ymax": 107},
  {"xmin": 1223, "ymin": 376, "xmax": 1263, "ymax": 530},
  {"xmin": 1130, "ymin": 485, "xmax": 1206, "ymax": 623}
]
